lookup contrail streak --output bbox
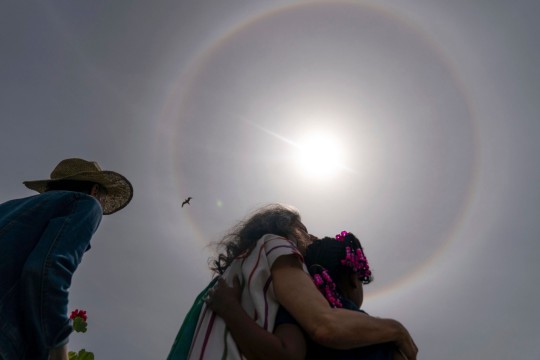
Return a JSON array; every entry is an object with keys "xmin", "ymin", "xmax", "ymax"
[{"xmin": 245, "ymin": 121, "xmax": 301, "ymax": 149}]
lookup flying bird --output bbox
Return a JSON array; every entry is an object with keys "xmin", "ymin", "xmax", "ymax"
[{"xmin": 181, "ymin": 197, "xmax": 192, "ymax": 207}]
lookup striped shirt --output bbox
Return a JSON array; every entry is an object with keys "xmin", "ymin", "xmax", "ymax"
[{"xmin": 188, "ymin": 234, "xmax": 305, "ymax": 360}]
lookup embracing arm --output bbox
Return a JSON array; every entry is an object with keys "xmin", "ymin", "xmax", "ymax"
[
  {"xmin": 272, "ymin": 255, "xmax": 418, "ymax": 359},
  {"xmin": 206, "ymin": 277, "xmax": 305, "ymax": 360}
]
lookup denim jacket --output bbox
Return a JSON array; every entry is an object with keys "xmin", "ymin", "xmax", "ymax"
[{"xmin": 0, "ymin": 191, "xmax": 102, "ymax": 359}]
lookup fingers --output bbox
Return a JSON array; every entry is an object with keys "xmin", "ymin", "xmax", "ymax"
[
  {"xmin": 204, "ymin": 277, "xmax": 230, "ymax": 303},
  {"xmin": 409, "ymin": 335, "xmax": 418, "ymax": 359},
  {"xmin": 203, "ymin": 278, "xmax": 221, "ymax": 305},
  {"xmin": 203, "ymin": 275, "xmax": 244, "ymax": 309},
  {"xmin": 401, "ymin": 338, "xmax": 418, "ymax": 360},
  {"xmin": 392, "ymin": 349, "xmax": 407, "ymax": 360},
  {"xmin": 393, "ymin": 321, "xmax": 417, "ymax": 360},
  {"xmin": 397, "ymin": 349, "xmax": 408, "ymax": 360},
  {"xmin": 203, "ymin": 288, "xmax": 214, "ymax": 305}
]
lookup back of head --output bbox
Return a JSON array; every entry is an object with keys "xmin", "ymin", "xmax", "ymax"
[
  {"xmin": 23, "ymin": 157, "xmax": 133, "ymax": 215},
  {"xmin": 211, "ymin": 204, "xmax": 301, "ymax": 274},
  {"xmin": 45, "ymin": 180, "xmax": 99, "ymax": 194},
  {"xmin": 236, "ymin": 204, "xmax": 301, "ymax": 243},
  {"xmin": 305, "ymin": 232, "xmax": 372, "ymax": 308},
  {"xmin": 305, "ymin": 237, "xmax": 348, "ymax": 280}
]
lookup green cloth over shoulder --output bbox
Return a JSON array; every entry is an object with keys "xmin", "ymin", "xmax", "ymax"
[{"xmin": 167, "ymin": 278, "xmax": 218, "ymax": 360}]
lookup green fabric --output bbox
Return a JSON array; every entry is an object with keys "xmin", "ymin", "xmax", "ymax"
[{"xmin": 167, "ymin": 278, "xmax": 218, "ymax": 360}]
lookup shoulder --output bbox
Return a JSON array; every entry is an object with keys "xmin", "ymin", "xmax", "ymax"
[
  {"xmin": 259, "ymin": 234, "xmax": 304, "ymax": 262},
  {"xmin": 260, "ymin": 234, "xmax": 300, "ymax": 252},
  {"xmin": 43, "ymin": 190, "xmax": 100, "ymax": 208},
  {"xmin": 0, "ymin": 192, "xmax": 102, "ymax": 223},
  {"xmin": 37, "ymin": 191, "xmax": 103, "ymax": 218}
]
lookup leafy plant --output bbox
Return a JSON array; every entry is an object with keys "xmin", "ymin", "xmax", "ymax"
[
  {"xmin": 68, "ymin": 349, "xmax": 94, "ymax": 360},
  {"xmin": 69, "ymin": 309, "xmax": 95, "ymax": 359}
]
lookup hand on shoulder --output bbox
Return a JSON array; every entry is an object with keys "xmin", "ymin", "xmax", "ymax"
[{"xmin": 205, "ymin": 276, "xmax": 242, "ymax": 316}]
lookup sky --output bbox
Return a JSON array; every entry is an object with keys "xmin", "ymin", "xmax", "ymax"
[{"xmin": 1, "ymin": 0, "xmax": 539, "ymax": 358}]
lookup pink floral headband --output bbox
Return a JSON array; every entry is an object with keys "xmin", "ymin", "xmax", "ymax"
[
  {"xmin": 310, "ymin": 231, "xmax": 373, "ymax": 308},
  {"xmin": 335, "ymin": 231, "xmax": 372, "ymax": 284}
]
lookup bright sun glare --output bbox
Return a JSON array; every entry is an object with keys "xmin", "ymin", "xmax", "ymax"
[
  {"xmin": 248, "ymin": 122, "xmax": 350, "ymax": 181},
  {"xmin": 296, "ymin": 132, "xmax": 344, "ymax": 180}
]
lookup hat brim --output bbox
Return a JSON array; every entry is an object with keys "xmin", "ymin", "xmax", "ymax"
[{"xmin": 23, "ymin": 170, "xmax": 133, "ymax": 215}]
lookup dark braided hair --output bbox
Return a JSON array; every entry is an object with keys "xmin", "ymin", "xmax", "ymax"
[
  {"xmin": 305, "ymin": 232, "xmax": 373, "ymax": 308},
  {"xmin": 210, "ymin": 204, "xmax": 303, "ymax": 275}
]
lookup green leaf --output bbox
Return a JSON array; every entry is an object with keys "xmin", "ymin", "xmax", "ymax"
[
  {"xmin": 68, "ymin": 349, "xmax": 95, "ymax": 360},
  {"xmin": 77, "ymin": 349, "xmax": 94, "ymax": 360},
  {"xmin": 73, "ymin": 317, "xmax": 88, "ymax": 333}
]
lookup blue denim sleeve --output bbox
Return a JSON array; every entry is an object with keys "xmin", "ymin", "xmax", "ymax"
[{"xmin": 20, "ymin": 192, "xmax": 102, "ymax": 351}]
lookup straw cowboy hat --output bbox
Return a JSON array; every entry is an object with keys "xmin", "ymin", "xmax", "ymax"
[{"xmin": 23, "ymin": 158, "xmax": 133, "ymax": 215}]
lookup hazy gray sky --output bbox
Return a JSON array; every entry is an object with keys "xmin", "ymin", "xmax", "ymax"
[{"xmin": 2, "ymin": 0, "xmax": 539, "ymax": 358}]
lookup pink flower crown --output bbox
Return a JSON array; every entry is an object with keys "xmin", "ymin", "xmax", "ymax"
[{"xmin": 335, "ymin": 231, "xmax": 372, "ymax": 284}]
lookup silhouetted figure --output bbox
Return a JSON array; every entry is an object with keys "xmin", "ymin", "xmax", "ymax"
[
  {"xmin": 0, "ymin": 158, "xmax": 133, "ymax": 360},
  {"xmin": 182, "ymin": 197, "xmax": 192, "ymax": 207}
]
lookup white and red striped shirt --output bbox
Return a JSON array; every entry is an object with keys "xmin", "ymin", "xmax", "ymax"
[{"xmin": 188, "ymin": 234, "xmax": 306, "ymax": 360}]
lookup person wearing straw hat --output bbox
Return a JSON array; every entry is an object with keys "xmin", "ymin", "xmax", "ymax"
[{"xmin": 0, "ymin": 158, "xmax": 133, "ymax": 360}]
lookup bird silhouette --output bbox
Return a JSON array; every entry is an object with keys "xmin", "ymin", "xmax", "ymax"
[{"xmin": 181, "ymin": 197, "xmax": 192, "ymax": 207}]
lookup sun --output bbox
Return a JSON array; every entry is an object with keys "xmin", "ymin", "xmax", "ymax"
[
  {"xmin": 296, "ymin": 131, "xmax": 345, "ymax": 180},
  {"xmin": 246, "ymin": 122, "xmax": 351, "ymax": 181}
]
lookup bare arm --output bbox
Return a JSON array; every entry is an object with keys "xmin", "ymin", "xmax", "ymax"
[
  {"xmin": 272, "ymin": 255, "xmax": 418, "ymax": 359},
  {"xmin": 206, "ymin": 277, "xmax": 306, "ymax": 360}
]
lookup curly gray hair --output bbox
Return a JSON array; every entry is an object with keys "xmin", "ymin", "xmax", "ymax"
[{"xmin": 210, "ymin": 204, "xmax": 303, "ymax": 274}]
